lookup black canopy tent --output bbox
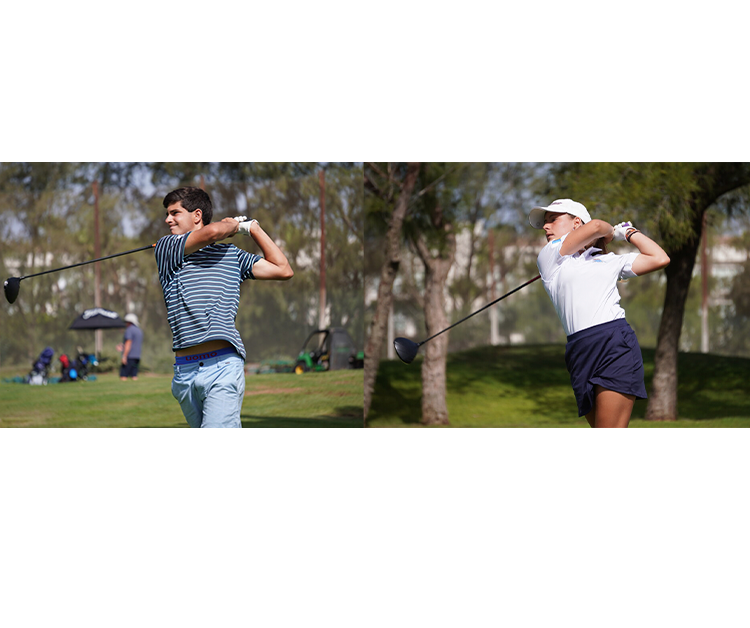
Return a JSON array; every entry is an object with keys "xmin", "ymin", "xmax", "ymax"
[
  {"xmin": 65, "ymin": 307, "xmax": 126, "ymax": 364},
  {"xmin": 69, "ymin": 307, "xmax": 127, "ymax": 330}
]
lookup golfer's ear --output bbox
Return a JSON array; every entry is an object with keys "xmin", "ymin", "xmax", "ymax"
[{"xmin": 193, "ymin": 209, "xmax": 203, "ymax": 225}]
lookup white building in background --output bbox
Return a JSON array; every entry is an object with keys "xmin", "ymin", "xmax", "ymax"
[
  {"xmin": 693, "ymin": 235, "xmax": 747, "ymax": 354},
  {"xmin": 698, "ymin": 236, "xmax": 747, "ymax": 303}
]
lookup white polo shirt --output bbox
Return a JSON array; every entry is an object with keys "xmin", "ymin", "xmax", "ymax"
[{"xmin": 537, "ymin": 232, "xmax": 640, "ymax": 337}]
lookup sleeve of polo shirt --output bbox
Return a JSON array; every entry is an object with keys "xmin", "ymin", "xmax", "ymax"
[
  {"xmin": 154, "ymin": 234, "xmax": 189, "ymax": 284},
  {"xmin": 618, "ymin": 251, "xmax": 640, "ymax": 279},
  {"xmin": 236, "ymin": 248, "xmax": 263, "ymax": 282}
]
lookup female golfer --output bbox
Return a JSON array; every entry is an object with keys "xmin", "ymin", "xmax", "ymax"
[{"xmin": 529, "ymin": 199, "xmax": 670, "ymax": 428}]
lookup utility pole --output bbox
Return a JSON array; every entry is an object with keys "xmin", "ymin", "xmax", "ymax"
[
  {"xmin": 93, "ymin": 181, "xmax": 102, "ymax": 357},
  {"xmin": 319, "ymin": 169, "xmax": 326, "ymax": 330},
  {"xmin": 488, "ymin": 229, "xmax": 499, "ymax": 345},
  {"xmin": 701, "ymin": 212, "xmax": 709, "ymax": 354}
]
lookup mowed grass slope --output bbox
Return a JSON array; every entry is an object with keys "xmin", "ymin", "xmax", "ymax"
[
  {"xmin": 0, "ymin": 370, "xmax": 363, "ymax": 428},
  {"xmin": 368, "ymin": 345, "xmax": 750, "ymax": 427}
]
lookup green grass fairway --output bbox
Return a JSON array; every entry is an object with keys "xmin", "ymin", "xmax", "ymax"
[
  {"xmin": 0, "ymin": 370, "xmax": 363, "ymax": 428},
  {"xmin": 368, "ymin": 345, "xmax": 750, "ymax": 427}
]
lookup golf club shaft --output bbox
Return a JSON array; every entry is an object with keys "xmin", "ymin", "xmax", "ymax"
[
  {"xmin": 419, "ymin": 274, "xmax": 541, "ymax": 346},
  {"xmin": 19, "ymin": 244, "xmax": 155, "ymax": 280}
]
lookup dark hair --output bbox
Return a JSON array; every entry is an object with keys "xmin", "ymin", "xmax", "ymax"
[{"xmin": 162, "ymin": 187, "xmax": 213, "ymax": 225}]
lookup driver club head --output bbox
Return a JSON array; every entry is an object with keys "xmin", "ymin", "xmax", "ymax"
[
  {"xmin": 3, "ymin": 277, "xmax": 21, "ymax": 304},
  {"xmin": 394, "ymin": 337, "xmax": 420, "ymax": 364}
]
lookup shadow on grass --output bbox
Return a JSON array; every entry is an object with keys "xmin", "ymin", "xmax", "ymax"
[
  {"xmin": 372, "ymin": 368, "xmax": 424, "ymax": 424},
  {"xmin": 241, "ymin": 404, "xmax": 363, "ymax": 428},
  {"xmin": 669, "ymin": 351, "xmax": 750, "ymax": 420},
  {"xmin": 137, "ymin": 405, "xmax": 363, "ymax": 428}
]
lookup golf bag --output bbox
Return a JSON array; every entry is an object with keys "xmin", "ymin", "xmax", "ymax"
[
  {"xmin": 58, "ymin": 353, "xmax": 79, "ymax": 382},
  {"xmin": 59, "ymin": 350, "xmax": 97, "ymax": 382},
  {"xmin": 27, "ymin": 346, "xmax": 55, "ymax": 385},
  {"xmin": 72, "ymin": 350, "xmax": 97, "ymax": 380}
]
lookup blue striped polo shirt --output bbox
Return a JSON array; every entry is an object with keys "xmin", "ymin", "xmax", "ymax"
[{"xmin": 154, "ymin": 233, "xmax": 262, "ymax": 361}]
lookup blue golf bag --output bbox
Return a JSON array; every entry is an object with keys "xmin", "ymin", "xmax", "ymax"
[{"xmin": 27, "ymin": 346, "xmax": 55, "ymax": 385}]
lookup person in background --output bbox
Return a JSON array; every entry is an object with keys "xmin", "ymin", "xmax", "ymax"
[{"xmin": 118, "ymin": 312, "xmax": 144, "ymax": 381}]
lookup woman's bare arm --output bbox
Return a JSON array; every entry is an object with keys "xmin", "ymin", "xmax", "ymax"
[
  {"xmin": 559, "ymin": 219, "xmax": 614, "ymax": 256},
  {"xmin": 628, "ymin": 231, "xmax": 671, "ymax": 275}
]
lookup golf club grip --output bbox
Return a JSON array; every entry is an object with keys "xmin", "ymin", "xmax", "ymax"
[
  {"xmin": 21, "ymin": 244, "xmax": 156, "ymax": 280},
  {"xmin": 420, "ymin": 274, "xmax": 541, "ymax": 346}
]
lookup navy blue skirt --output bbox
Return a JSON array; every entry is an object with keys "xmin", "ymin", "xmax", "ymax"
[{"xmin": 565, "ymin": 319, "xmax": 647, "ymax": 417}]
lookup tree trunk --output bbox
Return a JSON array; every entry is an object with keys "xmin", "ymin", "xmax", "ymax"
[
  {"xmin": 414, "ymin": 230, "xmax": 456, "ymax": 426},
  {"xmin": 646, "ymin": 163, "xmax": 749, "ymax": 421},
  {"xmin": 645, "ymin": 236, "xmax": 701, "ymax": 421},
  {"xmin": 363, "ymin": 163, "xmax": 421, "ymax": 424},
  {"xmin": 419, "ymin": 253, "xmax": 454, "ymax": 425}
]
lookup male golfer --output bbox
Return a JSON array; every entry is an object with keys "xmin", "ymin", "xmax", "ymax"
[{"xmin": 155, "ymin": 187, "xmax": 293, "ymax": 428}]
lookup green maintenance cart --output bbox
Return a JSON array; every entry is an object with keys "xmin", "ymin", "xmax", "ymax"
[{"xmin": 294, "ymin": 328, "xmax": 364, "ymax": 374}]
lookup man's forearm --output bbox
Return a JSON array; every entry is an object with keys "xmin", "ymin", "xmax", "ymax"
[{"xmin": 184, "ymin": 218, "xmax": 240, "ymax": 256}]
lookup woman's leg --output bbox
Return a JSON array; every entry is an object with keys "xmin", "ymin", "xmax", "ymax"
[
  {"xmin": 584, "ymin": 410, "xmax": 596, "ymax": 428},
  {"xmin": 585, "ymin": 385, "xmax": 635, "ymax": 428}
]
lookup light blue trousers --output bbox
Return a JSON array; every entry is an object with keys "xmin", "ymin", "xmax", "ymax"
[{"xmin": 171, "ymin": 353, "xmax": 245, "ymax": 428}]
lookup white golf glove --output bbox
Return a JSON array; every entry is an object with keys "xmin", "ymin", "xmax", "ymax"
[
  {"xmin": 613, "ymin": 221, "xmax": 635, "ymax": 241},
  {"xmin": 236, "ymin": 218, "xmax": 259, "ymax": 236}
]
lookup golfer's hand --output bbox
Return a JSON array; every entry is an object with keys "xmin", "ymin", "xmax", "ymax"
[
  {"xmin": 613, "ymin": 221, "xmax": 635, "ymax": 241},
  {"xmin": 219, "ymin": 217, "xmax": 242, "ymax": 236},
  {"xmin": 236, "ymin": 218, "xmax": 259, "ymax": 236}
]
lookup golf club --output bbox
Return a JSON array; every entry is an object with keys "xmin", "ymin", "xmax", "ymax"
[
  {"xmin": 4, "ymin": 244, "xmax": 156, "ymax": 304},
  {"xmin": 393, "ymin": 274, "xmax": 541, "ymax": 364}
]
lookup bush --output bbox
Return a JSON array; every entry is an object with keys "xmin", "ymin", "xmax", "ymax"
[{"xmin": 93, "ymin": 353, "xmax": 120, "ymax": 373}]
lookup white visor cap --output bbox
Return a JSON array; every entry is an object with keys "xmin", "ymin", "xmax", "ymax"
[
  {"xmin": 529, "ymin": 199, "xmax": 591, "ymax": 229},
  {"xmin": 124, "ymin": 313, "xmax": 140, "ymax": 326}
]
